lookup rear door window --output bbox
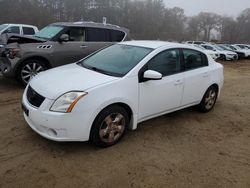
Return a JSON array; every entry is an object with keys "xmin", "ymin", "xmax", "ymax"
[
  {"xmin": 23, "ymin": 27, "xmax": 35, "ymax": 35},
  {"xmin": 86, "ymin": 28, "xmax": 110, "ymax": 42},
  {"xmin": 183, "ymin": 49, "xmax": 208, "ymax": 70}
]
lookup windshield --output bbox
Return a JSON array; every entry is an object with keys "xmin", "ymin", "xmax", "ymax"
[
  {"xmin": 218, "ymin": 45, "xmax": 230, "ymax": 50},
  {"xmin": 238, "ymin": 45, "xmax": 250, "ymax": 49},
  {"xmin": 34, "ymin": 25, "xmax": 64, "ymax": 40},
  {"xmin": 213, "ymin": 45, "xmax": 224, "ymax": 51},
  {"xmin": 233, "ymin": 45, "xmax": 242, "ymax": 50},
  {"xmin": 194, "ymin": 44, "xmax": 206, "ymax": 50},
  {"xmin": 80, "ymin": 44, "xmax": 153, "ymax": 77},
  {"xmin": 0, "ymin": 24, "xmax": 8, "ymax": 31}
]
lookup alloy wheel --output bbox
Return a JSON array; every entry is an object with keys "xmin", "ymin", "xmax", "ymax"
[
  {"xmin": 21, "ymin": 63, "xmax": 44, "ymax": 84},
  {"xmin": 99, "ymin": 113, "xmax": 126, "ymax": 144},
  {"xmin": 204, "ymin": 90, "xmax": 217, "ymax": 110}
]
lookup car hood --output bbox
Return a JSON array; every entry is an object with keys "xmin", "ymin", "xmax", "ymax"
[
  {"xmin": 205, "ymin": 50, "xmax": 218, "ymax": 55},
  {"xmin": 0, "ymin": 33, "xmax": 46, "ymax": 45},
  {"xmin": 29, "ymin": 63, "xmax": 119, "ymax": 100},
  {"xmin": 219, "ymin": 50, "xmax": 236, "ymax": 55}
]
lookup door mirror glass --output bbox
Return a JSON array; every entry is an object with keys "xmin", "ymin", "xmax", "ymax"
[
  {"xmin": 59, "ymin": 34, "xmax": 69, "ymax": 42},
  {"xmin": 143, "ymin": 70, "xmax": 162, "ymax": 80}
]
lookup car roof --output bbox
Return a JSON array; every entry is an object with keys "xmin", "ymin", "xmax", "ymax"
[
  {"xmin": 3, "ymin": 24, "xmax": 37, "ymax": 28},
  {"xmin": 120, "ymin": 40, "xmax": 192, "ymax": 50},
  {"xmin": 52, "ymin": 21, "xmax": 129, "ymax": 33}
]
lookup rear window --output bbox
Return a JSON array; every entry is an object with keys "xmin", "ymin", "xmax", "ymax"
[{"xmin": 23, "ymin": 27, "xmax": 35, "ymax": 35}]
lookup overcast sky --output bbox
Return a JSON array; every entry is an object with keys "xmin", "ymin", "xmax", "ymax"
[{"xmin": 164, "ymin": 0, "xmax": 250, "ymax": 17}]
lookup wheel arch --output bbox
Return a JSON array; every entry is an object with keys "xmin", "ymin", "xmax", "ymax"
[
  {"xmin": 210, "ymin": 83, "xmax": 219, "ymax": 92},
  {"xmin": 15, "ymin": 56, "xmax": 52, "ymax": 78},
  {"xmin": 92, "ymin": 102, "xmax": 136, "ymax": 131}
]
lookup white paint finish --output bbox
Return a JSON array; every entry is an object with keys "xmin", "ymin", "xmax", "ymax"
[
  {"xmin": 139, "ymin": 72, "xmax": 184, "ymax": 120},
  {"xmin": 22, "ymin": 41, "xmax": 224, "ymax": 142}
]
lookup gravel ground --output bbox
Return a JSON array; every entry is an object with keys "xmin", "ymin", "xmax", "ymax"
[{"xmin": 0, "ymin": 60, "xmax": 250, "ymax": 188}]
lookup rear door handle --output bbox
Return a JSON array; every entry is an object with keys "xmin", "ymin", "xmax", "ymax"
[
  {"xmin": 80, "ymin": 45, "xmax": 87, "ymax": 48},
  {"xmin": 174, "ymin": 80, "xmax": 183, "ymax": 86},
  {"xmin": 202, "ymin": 72, "xmax": 209, "ymax": 77}
]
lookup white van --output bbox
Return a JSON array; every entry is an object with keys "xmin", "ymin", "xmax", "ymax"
[{"xmin": 0, "ymin": 24, "xmax": 38, "ymax": 36}]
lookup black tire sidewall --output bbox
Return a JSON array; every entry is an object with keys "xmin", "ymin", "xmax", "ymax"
[
  {"xmin": 17, "ymin": 59, "xmax": 47, "ymax": 86},
  {"xmin": 90, "ymin": 105, "xmax": 130, "ymax": 147}
]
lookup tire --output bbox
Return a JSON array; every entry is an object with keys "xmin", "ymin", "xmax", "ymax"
[
  {"xmin": 198, "ymin": 86, "xmax": 218, "ymax": 113},
  {"xmin": 220, "ymin": 54, "xmax": 226, "ymax": 61},
  {"xmin": 90, "ymin": 105, "xmax": 130, "ymax": 147},
  {"xmin": 17, "ymin": 59, "xmax": 48, "ymax": 86}
]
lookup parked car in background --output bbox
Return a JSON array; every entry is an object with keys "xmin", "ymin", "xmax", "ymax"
[
  {"xmin": 0, "ymin": 24, "xmax": 38, "ymax": 36},
  {"xmin": 201, "ymin": 44, "xmax": 238, "ymax": 61},
  {"xmin": 0, "ymin": 21, "xmax": 129, "ymax": 85},
  {"xmin": 184, "ymin": 41, "xmax": 208, "ymax": 45},
  {"xmin": 234, "ymin": 44, "xmax": 250, "ymax": 49},
  {"xmin": 189, "ymin": 44, "xmax": 220, "ymax": 60},
  {"xmin": 218, "ymin": 44, "xmax": 247, "ymax": 60},
  {"xmin": 22, "ymin": 41, "xmax": 224, "ymax": 147}
]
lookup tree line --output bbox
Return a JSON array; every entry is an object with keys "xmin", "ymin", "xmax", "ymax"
[{"xmin": 0, "ymin": 0, "xmax": 250, "ymax": 43}]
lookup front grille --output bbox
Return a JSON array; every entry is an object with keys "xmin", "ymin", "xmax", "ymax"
[{"xmin": 27, "ymin": 86, "xmax": 45, "ymax": 108}]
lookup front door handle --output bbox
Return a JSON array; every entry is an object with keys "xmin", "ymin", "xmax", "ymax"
[
  {"xmin": 174, "ymin": 80, "xmax": 183, "ymax": 86},
  {"xmin": 202, "ymin": 72, "xmax": 209, "ymax": 78},
  {"xmin": 80, "ymin": 45, "xmax": 87, "ymax": 49}
]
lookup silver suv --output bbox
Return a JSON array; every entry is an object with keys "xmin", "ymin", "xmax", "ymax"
[{"xmin": 0, "ymin": 21, "xmax": 129, "ymax": 85}]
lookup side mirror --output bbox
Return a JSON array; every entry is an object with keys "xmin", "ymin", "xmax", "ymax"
[
  {"xmin": 59, "ymin": 34, "xmax": 69, "ymax": 43},
  {"xmin": 143, "ymin": 70, "xmax": 162, "ymax": 81}
]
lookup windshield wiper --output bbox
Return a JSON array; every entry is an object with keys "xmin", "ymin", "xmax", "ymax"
[{"xmin": 80, "ymin": 63, "xmax": 122, "ymax": 77}]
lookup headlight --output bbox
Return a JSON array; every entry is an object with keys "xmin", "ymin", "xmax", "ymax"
[{"xmin": 50, "ymin": 91, "xmax": 87, "ymax": 113}]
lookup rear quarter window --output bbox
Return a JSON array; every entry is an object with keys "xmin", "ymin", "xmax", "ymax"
[
  {"xmin": 23, "ymin": 27, "xmax": 35, "ymax": 35},
  {"xmin": 183, "ymin": 49, "xmax": 208, "ymax": 70},
  {"xmin": 110, "ymin": 30, "xmax": 125, "ymax": 42}
]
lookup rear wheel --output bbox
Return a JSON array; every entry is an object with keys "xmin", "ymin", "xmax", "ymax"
[
  {"xmin": 90, "ymin": 105, "xmax": 129, "ymax": 147},
  {"xmin": 17, "ymin": 59, "xmax": 48, "ymax": 86},
  {"xmin": 198, "ymin": 86, "xmax": 218, "ymax": 113}
]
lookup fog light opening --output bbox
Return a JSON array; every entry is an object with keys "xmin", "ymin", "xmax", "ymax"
[
  {"xmin": 4, "ymin": 68, "xmax": 8, "ymax": 73},
  {"xmin": 48, "ymin": 129, "xmax": 57, "ymax": 137}
]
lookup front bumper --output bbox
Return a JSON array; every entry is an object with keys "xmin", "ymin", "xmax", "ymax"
[
  {"xmin": 226, "ymin": 54, "xmax": 238, "ymax": 61},
  {"xmin": 22, "ymin": 88, "xmax": 92, "ymax": 142}
]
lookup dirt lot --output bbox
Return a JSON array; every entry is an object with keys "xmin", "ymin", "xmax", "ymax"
[{"xmin": 0, "ymin": 60, "xmax": 250, "ymax": 188}]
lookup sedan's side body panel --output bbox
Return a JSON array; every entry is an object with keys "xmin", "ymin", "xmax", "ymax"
[
  {"xmin": 138, "ymin": 72, "xmax": 184, "ymax": 120},
  {"xmin": 181, "ymin": 66, "xmax": 211, "ymax": 106}
]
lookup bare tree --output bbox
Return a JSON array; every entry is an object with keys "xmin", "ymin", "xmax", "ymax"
[{"xmin": 0, "ymin": 0, "xmax": 250, "ymax": 43}]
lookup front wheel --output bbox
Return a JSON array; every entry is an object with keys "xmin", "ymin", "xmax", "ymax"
[
  {"xmin": 198, "ymin": 86, "xmax": 218, "ymax": 113},
  {"xmin": 90, "ymin": 105, "xmax": 130, "ymax": 147},
  {"xmin": 17, "ymin": 59, "xmax": 48, "ymax": 86}
]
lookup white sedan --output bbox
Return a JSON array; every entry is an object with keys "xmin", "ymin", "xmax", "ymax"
[
  {"xmin": 22, "ymin": 41, "xmax": 224, "ymax": 147},
  {"xmin": 201, "ymin": 44, "xmax": 238, "ymax": 61}
]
